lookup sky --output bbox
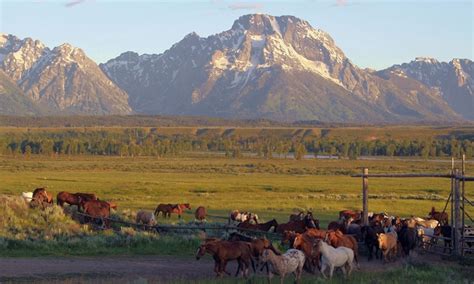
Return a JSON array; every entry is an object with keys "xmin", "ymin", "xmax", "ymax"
[{"xmin": 1, "ymin": 0, "xmax": 472, "ymax": 69}]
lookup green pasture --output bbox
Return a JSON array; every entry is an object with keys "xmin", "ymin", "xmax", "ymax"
[{"xmin": 1, "ymin": 155, "xmax": 472, "ymax": 226}]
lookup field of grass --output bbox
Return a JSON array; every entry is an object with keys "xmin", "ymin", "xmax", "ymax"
[{"xmin": 1, "ymin": 154, "xmax": 472, "ymax": 226}]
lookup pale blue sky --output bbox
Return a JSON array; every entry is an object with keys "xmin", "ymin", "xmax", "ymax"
[{"xmin": 1, "ymin": 0, "xmax": 472, "ymax": 69}]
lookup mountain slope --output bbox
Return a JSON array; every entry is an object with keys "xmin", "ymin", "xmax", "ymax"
[
  {"xmin": 383, "ymin": 58, "xmax": 473, "ymax": 120},
  {"xmin": 102, "ymin": 14, "xmax": 461, "ymax": 122},
  {"xmin": 0, "ymin": 70, "xmax": 43, "ymax": 115},
  {"xmin": 0, "ymin": 33, "xmax": 131, "ymax": 115}
]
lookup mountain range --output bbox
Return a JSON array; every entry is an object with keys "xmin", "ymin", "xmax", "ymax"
[{"xmin": 1, "ymin": 14, "xmax": 472, "ymax": 122}]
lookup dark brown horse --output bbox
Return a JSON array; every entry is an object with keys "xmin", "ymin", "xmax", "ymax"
[
  {"xmin": 195, "ymin": 206, "xmax": 207, "ymax": 221},
  {"xmin": 196, "ymin": 240, "xmax": 254, "ymax": 278},
  {"xmin": 57, "ymin": 192, "xmax": 97, "ymax": 207},
  {"xmin": 155, "ymin": 203, "xmax": 190, "ymax": 218},
  {"xmin": 237, "ymin": 219, "xmax": 278, "ymax": 232},
  {"xmin": 428, "ymin": 207, "xmax": 448, "ymax": 225},
  {"xmin": 276, "ymin": 220, "xmax": 306, "ymax": 234}
]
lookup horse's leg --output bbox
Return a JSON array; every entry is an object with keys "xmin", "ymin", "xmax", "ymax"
[
  {"xmin": 279, "ymin": 273, "xmax": 285, "ymax": 284},
  {"xmin": 235, "ymin": 259, "xmax": 242, "ymax": 277},
  {"xmin": 267, "ymin": 271, "xmax": 273, "ymax": 284},
  {"xmin": 340, "ymin": 265, "xmax": 347, "ymax": 278},
  {"xmin": 328, "ymin": 264, "xmax": 334, "ymax": 279}
]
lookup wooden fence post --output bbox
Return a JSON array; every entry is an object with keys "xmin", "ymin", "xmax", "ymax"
[
  {"xmin": 362, "ymin": 168, "xmax": 369, "ymax": 226},
  {"xmin": 454, "ymin": 169, "xmax": 462, "ymax": 256}
]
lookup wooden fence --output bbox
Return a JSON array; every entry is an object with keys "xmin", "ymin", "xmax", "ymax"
[{"xmin": 352, "ymin": 155, "xmax": 473, "ymax": 257}]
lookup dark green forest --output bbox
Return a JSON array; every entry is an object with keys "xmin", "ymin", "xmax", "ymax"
[{"xmin": 1, "ymin": 127, "xmax": 472, "ymax": 159}]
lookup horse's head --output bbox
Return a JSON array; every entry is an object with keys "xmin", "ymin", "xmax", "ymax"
[
  {"xmin": 293, "ymin": 233, "xmax": 303, "ymax": 248},
  {"xmin": 260, "ymin": 249, "xmax": 272, "ymax": 263},
  {"xmin": 184, "ymin": 203, "xmax": 191, "ymax": 210},
  {"xmin": 195, "ymin": 244, "xmax": 207, "ymax": 260},
  {"xmin": 281, "ymin": 230, "xmax": 295, "ymax": 246}
]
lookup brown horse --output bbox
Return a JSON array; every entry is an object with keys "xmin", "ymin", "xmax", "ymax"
[
  {"xmin": 293, "ymin": 233, "xmax": 321, "ymax": 273},
  {"xmin": 339, "ymin": 210, "xmax": 361, "ymax": 221},
  {"xmin": 276, "ymin": 220, "xmax": 306, "ymax": 234},
  {"xmin": 428, "ymin": 207, "xmax": 448, "ymax": 225},
  {"xmin": 196, "ymin": 240, "xmax": 254, "ymax": 278},
  {"xmin": 155, "ymin": 203, "xmax": 172, "ymax": 218},
  {"xmin": 30, "ymin": 187, "xmax": 53, "ymax": 208},
  {"xmin": 281, "ymin": 230, "xmax": 298, "ymax": 247},
  {"xmin": 57, "ymin": 192, "xmax": 97, "ymax": 207},
  {"xmin": 327, "ymin": 221, "xmax": 347, "ymax": 234},
  {"xmin": 171, "ymin": 203, "xmax": 191, "ymax": 218},
  {"xmin": 238, "ymin": 219, "xmax": 278, "ymax": 232},
  {"xmin": 80, "ymin": 199, "xmax": 112, "ymax": 228},
  {"xmin": 325, "ymin": 229, "xmax": 359, "ymax": 268},
  {"xmin": 195, "ymin": 206, "xmax": 207, "ymax": 222}
]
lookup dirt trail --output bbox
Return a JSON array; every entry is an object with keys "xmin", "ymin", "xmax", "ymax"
[{"xmin": 0, "ymin": 252, "xmax": 458, "ymax": 283}]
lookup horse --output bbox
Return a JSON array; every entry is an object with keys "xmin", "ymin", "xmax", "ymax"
[
  {"xmin": 171, "ymin": 203, "xmax": 192, "ymax": 218},
  {"xmin": 229, "ymin": 210, "xmax": 259, "ymax": 224},
  {"xmin": 361, "ymin": 224, "xmax": 384, "ymax": 261},
  {"xmin": 316, "ymin": 239, "xmax": 354, "ymax": 279},
  {"xmin": 136, "ymin": 210, "xmax": 157, "ymax": 228},
  {"xmin": 398, "ymin": 225, "xmax": 417, "ymax": 257},
  {"xmin": 195, "ymin": 206, "xmax": 207, "ymax": 222},
  {"xmin": 281, "ymin": 230, "xmax": 298, "ymax": 247},
  {"xmin": 57, "ymin": 191, "xmax": 97, "ymax": 207},
  {"xmin": 154, "ymin": 203, "xmax": 173, "ymax": 218},
  {"xmin": 260, "ymin": 249, "xmax": 305, "ymax": 284},
  {"xmin": 30, "ymin": 188, "xmax": 53, "ymax": 209},
  {"xmin": 80, "ymin": 199, "xmax": 112, "ymax": 228},
  {"xmin": 21, "ymin": 192, "xmax": 33, "ymax": 203},
  {"xmin": 289, "ymin": 211, "xmax": 304, "ymax": 222},
  {"xmin": 228, "ymin": 234, "xmax": 281, "ymax": 274},
  {"xmin": 325, "ymin": 230, "xmax": 359, "ymax": 268},
  {"xmin": 196, "ymin": 240, "xmax": 254, "ymax": 278},
  {"xmin": 293, "ymin": 233, "xmax": 321, "ymax": 273},
  {"xmin": 238, "ymin": 219, "xmax": 278, "ymax": 232},
  {"xmin": 339, "ymin": 210, "xmax": 361, "ymax": 221},
  {"xmin": 327, "ymin": 221, "xmax": 347, "ymax": 234},
  {"xmin": 377, "ymin": 231, "xmax": 398, "ymax": 262},
  {"xmin": 276, "ymin": 220, "xmax": 306, "ymax": 234},
  {"xmin": 414, "ymin": 218, "xmax": 439, "ymax": 229},
  {"xmin": 428, "ymin": 207, "xmax": 448, "ymax": 225}
]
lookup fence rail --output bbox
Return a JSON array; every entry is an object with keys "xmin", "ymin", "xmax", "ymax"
[{"xmin": 74, "ymin": 211, "xmax": 283, "ymax": 239}]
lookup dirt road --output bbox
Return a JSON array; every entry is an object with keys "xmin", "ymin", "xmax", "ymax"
[{"xmin": 0, "ymin": 252, "xmax": 463, "ymax": 283}]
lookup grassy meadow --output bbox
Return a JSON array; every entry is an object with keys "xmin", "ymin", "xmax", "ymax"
[{"xmin": 1, "ymin": 154, "xmax": 472, "ymax": 225}]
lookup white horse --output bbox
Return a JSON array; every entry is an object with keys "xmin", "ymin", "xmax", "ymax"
[
  {"xmin": 317, "ymin": 239, "xmax": 354, "ymax": 279},
  {"xmin": 260, "ymin": 248, "xmax": 305, "ymax": 284},
  {"xmin": 21, "ymin": 192, "xmax": 33, "ymax": 203}
]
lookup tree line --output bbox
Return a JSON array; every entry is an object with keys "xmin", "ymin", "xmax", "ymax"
[{"xmin": 1, "ymin": 128, "xmax": 472, "ymax": 160}]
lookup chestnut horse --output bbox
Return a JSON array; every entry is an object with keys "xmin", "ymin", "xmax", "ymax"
[
  {"xmin": 293, "ymin": 233, "xmax": 321, "ymax": 273},
  {"xmin": 195, "ymin": 206, "xmax": 207, "ymax": 222},
  {"xmin": 171, "ymin": 203, "xmax": 191, "ymax": 218},
  {"xmin": 238, "ymin": 219, "xmax": 278, "ymax": 232},
  {"xmin": 80, "ymin": 199, "xmax": 112, "ymax": 228},
  {"xmin": 325, "ymin": 229, "xmax": 359, "ymax": 268}
]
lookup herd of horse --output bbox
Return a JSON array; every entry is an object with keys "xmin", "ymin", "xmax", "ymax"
[{"xmin": 21, "ymin": 187, "xmax": 470, "ymax": 282}]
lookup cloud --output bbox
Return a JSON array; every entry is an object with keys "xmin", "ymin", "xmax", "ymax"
[
  {"xmin": 65, "ymin": 0, "xmax": 86, "ymax": 8},
  {"xmin": 336, "ymin": 0, "xmax": 347, "ymax": 6},
  {"xmin": 228, "ymin": 2, "xmax": 264, "ymax": 11}
]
